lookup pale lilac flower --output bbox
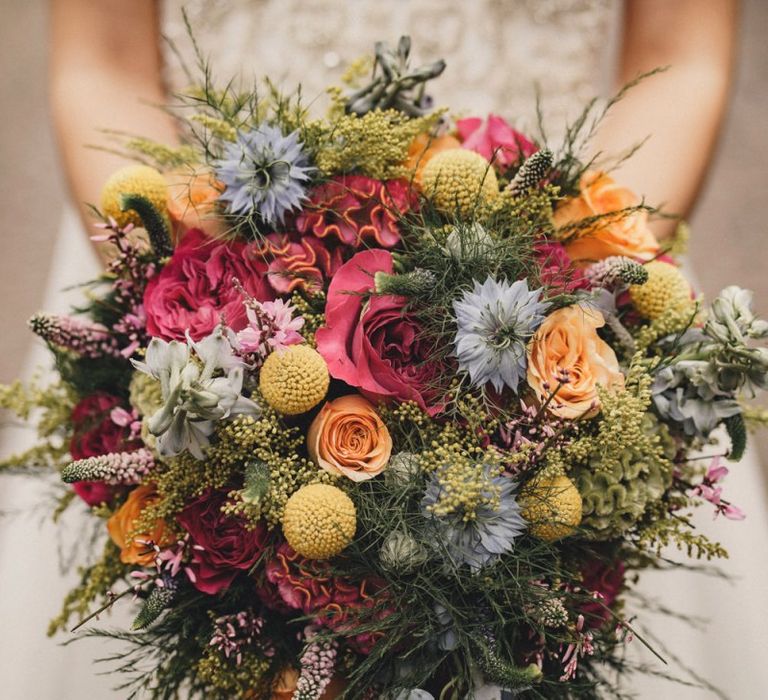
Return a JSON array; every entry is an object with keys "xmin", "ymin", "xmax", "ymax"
[{"xmin": 237, "ymin": 298, "xmax": 304, "ymax": 357}]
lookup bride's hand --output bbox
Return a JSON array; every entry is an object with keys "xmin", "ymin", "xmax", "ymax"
[
  {"xmin": 50, "ymin": 0, "xmax": 179, "ymax": 259},
  {"xmin": 595, "ymin": 0, "xmax": 739, "ymax": 239}
]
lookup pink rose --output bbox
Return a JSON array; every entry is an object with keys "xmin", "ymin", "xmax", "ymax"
[
  {"xmin": 535, "ymin": 241, "xmax": 588, "ymax": 294},
  {"xmin": 456, "ymin": 114, "xmax": 537, "ymax": 170},
  {"xmin": 177, "ymin": 489, "xmax": 269, "ymax": 595},
  {"xmin": 143, "ymin": 228, "xmax": 274, "ymax": 341},
  {"xmin": 315, "ymin": 250, "xmax": 444, "ymax": 414}
]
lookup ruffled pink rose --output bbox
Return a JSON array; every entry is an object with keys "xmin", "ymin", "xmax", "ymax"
[
  {"xmin": 315, "ymin": 250, "xmax": 444, "ymax": 415},
  {"xmin": 457, "ymin": 114, "xmax": 537, "ymax": 170},
  {"xmin": 296, "ymin": 175, "xmax": 415, "ymax": 249},
  {"xmin": 143, "ymin": 228, "xmax": 274, "ymax": 341},
  {"xmin": 177, "ymin": 489, "xmax": 269, "ymax": 595},
  {"xmin": 256, "ymin": 232, "xmax": 343, "ymax": 294}
]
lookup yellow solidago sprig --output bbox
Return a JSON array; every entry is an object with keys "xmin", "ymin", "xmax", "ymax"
[
  {"xmin": 314, "ymin": 108, "xmax": 444, "ymax": 180},
  {"xmin": 281, "ymin": 483, "xmax": 357, "ymax": 559}
]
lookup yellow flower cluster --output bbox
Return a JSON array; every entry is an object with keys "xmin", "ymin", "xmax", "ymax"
[
  {"xmin": 520, "ymin": 472, "xmax": 582, "ymax": 542},
  {"xmin": 259, "ymin": 345, "xmax": 329, "ymax": 415},
  {"xmin": 281, "ymin": 483, "xmax": 357, "ymax": 559},
  {"xmin": 100, "ymin": 164, "xmax": 168, "ymax": 228},
  {"xmin": 421, "ymin": 149, "xmax": 499, "ymax": 216},
  {"xmin": 629, "ymin": 260, "xmax": 693, "ymax": 320},
  {"xmin": 314, "ymin": 108, "xmax": 443, "ymax": 180},
  {"xmin": 128, "ymin": 371, "xmax": 163, "ymax": 418}
]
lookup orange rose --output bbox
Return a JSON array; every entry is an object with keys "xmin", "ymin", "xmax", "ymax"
[
  {"xmin": 166, "ymin": 170, "xmax": 224, "ymax": 240},
  {"xmin": 307, "ymin": 395, "xmax": 392, "ymax": 482},
  {"xmin": 526, "ymin": 305, "xmax": 624, "ymax": 419},
  {"xmin": 553, "ymin": 171, "xmax": 659, "ymax": 264},
  {"xmin": 406, "ymin": 132, "xmax": 461, "ymax": 187},
  {"xmin": 107, "ymin": 484, "xmax": 169, "ymax": 565}
]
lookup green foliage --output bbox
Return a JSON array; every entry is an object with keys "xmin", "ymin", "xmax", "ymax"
[
  {"xmin": 725, "ymin": 413, "xmax": 747, "ymax": 462},
  {"xmin": 49, "ymin": 541, "xmax": 129, "ymax": 636}
]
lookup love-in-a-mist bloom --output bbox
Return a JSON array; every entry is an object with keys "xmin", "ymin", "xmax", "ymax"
[
  {"xmin": 216, "ymin": 123, "xmax": 313, "ymax": 225},
  {"xmin": 453, "ymin": 277, "xmax": 549, "ymax": 392}
]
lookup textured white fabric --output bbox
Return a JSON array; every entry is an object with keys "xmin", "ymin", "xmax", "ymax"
[{"xmin": 1, "ymin": 1, "xmax": 766, "ymax": 698}]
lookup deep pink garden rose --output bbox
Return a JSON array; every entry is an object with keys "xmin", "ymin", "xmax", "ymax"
[
  {"xmin": 69, "ymin": 393, "xmax": 140, "ymax": 506},
  {"xmin": 143, "ymin": 228, "xmax": 274, "ymax": 341},
  {"xmin": 177, "ymin": 489, "xmax": 269, "ymax": 595},
  {"xmin": 315, "ymin": 249, "xmax": 443, "ymax": 414},
  {"xmin": 535, "ymin": 241, "xmax": 588, "ymax": 294},
  {"xmin": 457, "ymin": 114, "xmax": 537, "ymax": 170}
]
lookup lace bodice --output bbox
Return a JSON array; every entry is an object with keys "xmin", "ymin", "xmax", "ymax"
[{"xmin": 161, "ymin": 0, "xmax": 619, "ymax": 137}]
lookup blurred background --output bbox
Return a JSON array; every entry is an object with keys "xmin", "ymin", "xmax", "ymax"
[{"xmin": 0, "ymin": 0, "xmax": 766, "ymax": 468}]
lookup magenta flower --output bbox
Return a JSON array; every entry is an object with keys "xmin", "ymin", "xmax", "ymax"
[
  {"xmin": 693, "ymin": 457, "xmax": 746, "ymax": 520},
  {"xmin": 456, "ymin": 114, "xmax": 537, "ymax": 171}
]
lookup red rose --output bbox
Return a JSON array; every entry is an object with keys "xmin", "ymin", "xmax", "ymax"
[
  {"xmin": 456, "ymin": 114, "xmax": 537, "ymax": 171},
  {"xmin": 69, "ymin": 393, "xmax": 140, "ymax": 506},
  {"xmin": 316, "ymin": 250, "xmax": 443, "ymax": 415},
  {"xmin": 579, "ymin": 559, "xmax": 625, "ymax": 629},
  {"xmin": 177, "ymin": 490, "xmax": 269, "ymax": 595},
  {"xmin": 296, "ymin": 175, "xmax": 414, "ymax": 249},
  {"xmin": 143, "ymin": 228, "xmax": 274, "ymax": 341},
  {"xmin": 72, "ymin": 481, "xmax": 115, "ymax": 507}
]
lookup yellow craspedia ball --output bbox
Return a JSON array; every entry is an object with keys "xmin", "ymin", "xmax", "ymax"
[
  {"xmin": 420, "ymin": 148, "xmax": 499, "ymax": 215},
  {"xmin": 521, "ymin": 474, "xmax": 582, "ymax": 542},
  {"xmin": 629, "ymin": 260, "xmax": 692, "ymax": 320},
  {"xmin": 259, "ymin": 345, "xmax": 329, "ymax": 415},
  {"xmin": 100, "ymin": 164, "xmax": 168, "ymax": 228},
  {"xmin": 282, "ymin": 484, "xmax": 356, "ymax": 559}
]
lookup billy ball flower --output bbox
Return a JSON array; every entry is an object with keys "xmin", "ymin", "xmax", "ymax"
[
  {"xmin": 215, "ymin": 123, "xmax": 313, "ymax": 225},
  {"xmin": 281, "ymin": 483, "xmax": 357, "ymax": 560},
  {"xmin": 420, "ymin": 148, "xmax": 499, "ymax": 215},
  {"xmin": 520, "ymin": 472, "xmax": 583, "ymax": 542},
  {"xmin": 100, "ymin": 164, "xmax": 168, "ymax": 228},
  {"xmin": 453, "ymin": 277, "xmax": 549, "ymax": 393},
  {"xmin": 259, "ymin": 345, "xmax": 330, "ymax": 415},
  {"xmin": 629, "ymin": 260, "xmax": 693, "ymax": 320}
]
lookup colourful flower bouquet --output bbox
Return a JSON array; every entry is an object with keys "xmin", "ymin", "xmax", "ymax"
[{"xmin": 4, "ymin": 36, "xmax": 768, "ymax": 699}]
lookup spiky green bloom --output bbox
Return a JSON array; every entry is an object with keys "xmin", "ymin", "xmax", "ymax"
[
  {"xmin": 507, "ymin": 149, "xmax": 553, "ymax": 197},
  {"xmin": 725, "ymin": 412, "xmax": 747, "ymax": 461},
  {"xmin": 61, "ymin": 448, "xmax": 155, "ymax": 485},
  {"xmin": 585, "ymin": 255, "xmax": 649, "ymax": 288},
  {"xmin": 128, "ymin": 370, "xmax": 163, "ymax": 418},
  {"xmin": 374, "ymin": 269, "xmax": 436, "ymax": 297},
  {"xmin": 132, "ymin": 579, "xmax": 178, "ymax": 630}
]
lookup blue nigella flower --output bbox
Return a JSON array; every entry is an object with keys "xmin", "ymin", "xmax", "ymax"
[
  {"xmin": 422, "ymin": 468, "xmax": 526, "ymax": 572},
  {"xmin": 215, "ymin": 123, "xmax": 313, "ymax": 225},
  {"xmin": 452, "ymin": 276, "xmax": 550, "ymax": 393}
]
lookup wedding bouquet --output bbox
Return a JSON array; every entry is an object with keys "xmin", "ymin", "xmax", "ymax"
[{"xmin": 3, "ymin": 36, "xmax": 768, "ymax": 699}]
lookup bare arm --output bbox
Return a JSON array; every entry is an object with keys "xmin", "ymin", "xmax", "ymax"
[
  {"xmin": 595, "ymin": 0, "xmax": 739, "ymax": 237},
  {"xmin": 49, "ymin": 0, "xmax": 178, "ymax": 253}
]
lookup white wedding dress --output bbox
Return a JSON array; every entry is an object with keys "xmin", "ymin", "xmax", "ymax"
[{"xmin": 1, "ymin": 1, "xmax": 766, "ymax": 698}]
